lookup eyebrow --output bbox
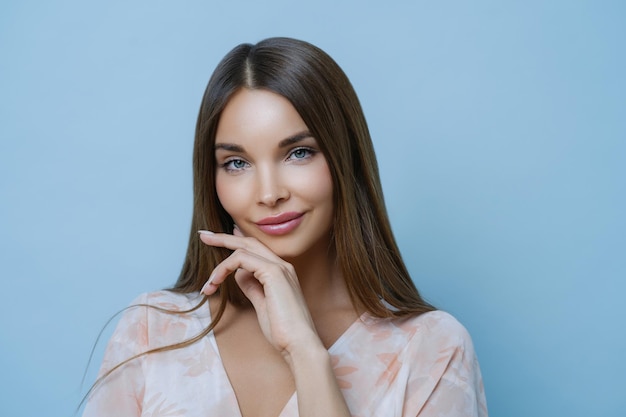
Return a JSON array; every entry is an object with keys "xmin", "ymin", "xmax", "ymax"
[
  {"xmin": 278, "ymin": 131, "xmax": 314, "ymax": 148},
  {"xmin": 214, "ymin": 131, "xmax": 314, "ymax": 152}
]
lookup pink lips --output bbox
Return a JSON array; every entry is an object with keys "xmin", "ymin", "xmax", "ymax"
[{"xmin": 255, "ymin": 212, "xmax": 304, "ymax": 236}]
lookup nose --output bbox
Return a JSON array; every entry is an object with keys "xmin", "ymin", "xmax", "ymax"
[{"xmin": 256, "ymin": 165, "xmax": 289, "ymax": 207}]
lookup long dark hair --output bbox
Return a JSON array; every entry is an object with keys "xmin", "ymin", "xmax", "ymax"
[
  {"xmin": 174, "ymin": 37, "xmax": 433, "ymax": 318},
  {"xmin": 83, "ymin": 37, "xmax": 433, "ymax": 406}
]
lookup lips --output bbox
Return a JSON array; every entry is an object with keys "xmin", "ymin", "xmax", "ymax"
[{"xmin": 255, "ymin": 212, "xmax": 304, "ymax": 235}]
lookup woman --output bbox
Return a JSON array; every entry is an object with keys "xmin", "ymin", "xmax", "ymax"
[{"xmin": 83, "ymin": 37, "xmax": 487, "ymax": 417}]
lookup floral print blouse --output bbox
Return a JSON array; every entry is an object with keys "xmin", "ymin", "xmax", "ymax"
[{"xmin": 83, "ymin": 291, "xmax": 487, "ymax": 416}]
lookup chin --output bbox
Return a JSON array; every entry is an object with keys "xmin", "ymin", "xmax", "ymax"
[
  {"xmin": 264, "ymin": 242, "xmax": 305, "ymax": 260},
  {"xmin": 268, "ymin": 237, "xmax": 332, "ymax": 263},
  {"xmin": 250, "ymin": 234, "xmax": 307, "ymax": 259}
]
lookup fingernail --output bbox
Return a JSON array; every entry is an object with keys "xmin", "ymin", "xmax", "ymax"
[
  {"xmin": 198, "ymin": 230, "xmax": 214, "ymax": 235},
  {"xmin": 200, "ymin": 272, "xmax": 216, "ymax": 294},
  {"xmin": 200, "ymin": 277, "xmax": 213, "ymax": 295}
]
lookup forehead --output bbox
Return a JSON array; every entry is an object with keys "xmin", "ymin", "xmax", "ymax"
[{"xmin": 215, "ymin": 89, "xmax": 309, "ymax": 146}]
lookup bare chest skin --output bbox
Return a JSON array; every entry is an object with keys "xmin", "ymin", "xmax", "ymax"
[{"xmin": 211, "ymin": 296, "xmax": 359, "ymax": 417}]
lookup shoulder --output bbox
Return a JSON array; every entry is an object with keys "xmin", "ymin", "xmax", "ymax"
[
  {"xmin": 394, "ymin": 311, "xmax": 482, "ymax": 382},
  {"xmin": 114, "ymin": 290, "xmax": 203, "ymax": 327},
  {"xmin": 398, "ymin": 312, "xmax": 488, "ymax": 416},
  {"xmin": 355, "ymin": 310, "xmax": 476, "ymax": 360},
  {"xmin": 405, "ymin": 310, "xmax": 473, "ymax": 346},
  {"xmin": 131, "ymin": 290, "xmax": 205, "ymax": 311},
  {"xmin": 398, "ymin": 311, "xmax": 482, "ymax": 382},
  {"xmin": 370, "ymin": 310, "xmax": 476, "ymax": 361},
  {"xmin": 120, "ymin": 290, "xmax": 209, "ymax": 322},
  {"xmin": 113, "ymin": 290, "xmax": 209, "ymax": 347}
]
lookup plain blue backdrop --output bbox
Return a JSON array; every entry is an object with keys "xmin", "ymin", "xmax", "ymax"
[{"xmin": 1, "ymin": 1, "xmax": 624, "ymax": 416}]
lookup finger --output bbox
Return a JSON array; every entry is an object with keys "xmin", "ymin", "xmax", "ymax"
[
  {"xmin": 198, "ymin": 230, "xmax": 272, "ymax": 296},
  {"xmin": 200, "ymin": 248, "xmax": 292, "ymax": 296},
  {"xmin": 198, "ymin": 230, "xmax": 276, "ymax": 260},
  {"xmin": 233, "ymin": 268, "xmax": 265, "ymax": 308},
  {"xmin": 197, "ymin": 230, "xmax": 252, "ymax": 251},
  {"xmin": 199, "ymin": 248, "xmax": 260, "ymax": 296},
  {"xmin": 210, "ymin": 249, "xmax": 275, "ymax": 286}
]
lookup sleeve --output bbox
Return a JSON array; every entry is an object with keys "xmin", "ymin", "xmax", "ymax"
[
  {"xmin": 82, "ymin": 293, "xmax": 149, "ymax": 417},
  {"xmin": 405, "ymin": 313, "xmax": 488, "ymax": 417}
]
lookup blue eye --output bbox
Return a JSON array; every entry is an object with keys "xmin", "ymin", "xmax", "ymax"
[
  {"xmin": 222, "ymin": 158, "xmax": 249, "ymax": 172},
  {"xmin": 289, "ymin": 148, "xmax": 314, "ymax": 160}
]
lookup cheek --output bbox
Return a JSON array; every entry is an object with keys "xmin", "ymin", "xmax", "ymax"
[
  {"xmin": 298, "ymin": 163, "xmax": 334, "ymax": 207},
  {"xmin": 215, "ymin": 174, "xmax": 243, "ymax": 219},
  {"xmin": 311, "ymin": 176, "xmax": 333, "ymax": 205}
]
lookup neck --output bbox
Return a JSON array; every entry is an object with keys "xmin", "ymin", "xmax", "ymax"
[
  {"xmin": 285, "ymin": 242, "xmax": 352, "ymax": 316},
  {"xmin": 285, "ymin": 240, "xmax": 362, "ymax": 349}
]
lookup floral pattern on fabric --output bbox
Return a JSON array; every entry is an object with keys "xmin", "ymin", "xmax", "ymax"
[{"xmin": 83, "ymin": 291, "xmax": 487, "ymax": 416}]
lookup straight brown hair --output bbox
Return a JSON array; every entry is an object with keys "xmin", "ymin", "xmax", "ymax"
[
  {"xmin": 83, "ymin": 37, "xmax": 433, "ymax": 407},
  {"xmin": 174, "ymin": 37, "xmax": 433, "ymax": 318},
  {"xmin": 174, "ymin": 36, "xmax": 433, "ymax": 317}
]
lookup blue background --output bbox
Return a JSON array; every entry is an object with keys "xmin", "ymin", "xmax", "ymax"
[{"xmin": 1, "ymin": 1, "xmax": 624, "ymax": 416}]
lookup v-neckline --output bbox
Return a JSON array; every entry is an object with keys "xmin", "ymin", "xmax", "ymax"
[{"xmin": 204, "ymin": 297, "xmax": 367, "ymax": 417}]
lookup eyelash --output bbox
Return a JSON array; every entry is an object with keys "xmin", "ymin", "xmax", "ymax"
[
  {"xmin": 220, "ymin": 147, "xmax": 317, "ymax": 173},
  {"xmin": 220, "ymin": 159, "xmax": 249, "ymax": 173},
  {"xmin": 287, "ymin": 147, "xmax": 316, "ymax": 161}
]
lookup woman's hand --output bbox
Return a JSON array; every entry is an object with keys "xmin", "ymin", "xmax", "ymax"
[
  {"xmin": 198, "ymin": 229, "xmax": 320, "ymax": 360},
  {"xmin": 198, "ymin": 229, "xmax": 353, "ymax": 417}
]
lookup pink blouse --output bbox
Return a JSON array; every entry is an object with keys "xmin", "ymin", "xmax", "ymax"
[{"xmin": 83, "ymin": 291, "xmax": 487, "ymax": 416}]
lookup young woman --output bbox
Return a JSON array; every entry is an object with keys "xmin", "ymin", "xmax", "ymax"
[{"xmin": 83, "ymin": 37, "xmax": 487, "ymax": 417}]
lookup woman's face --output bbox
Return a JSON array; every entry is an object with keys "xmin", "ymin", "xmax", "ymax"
[{"xmin": 214, "ymin": 88, "xmax": 334, "ymax": 260}]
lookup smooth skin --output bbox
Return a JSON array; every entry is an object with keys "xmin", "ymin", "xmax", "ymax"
[{"xmin": 199, "ymin": 89, "xmax": 357, "ymax": 417}]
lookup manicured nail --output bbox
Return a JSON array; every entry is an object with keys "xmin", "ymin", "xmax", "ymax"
[
  {"xmin": 200, "ymin": 272, "xmax": 216, "ymax": 294},
  {"xmin": 198, "ymin": 230, "xmax": 214, "ymax": 235},
  {"xmin": 200, "ymin": 279, "xmax": 211, "ymax": 294}
]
